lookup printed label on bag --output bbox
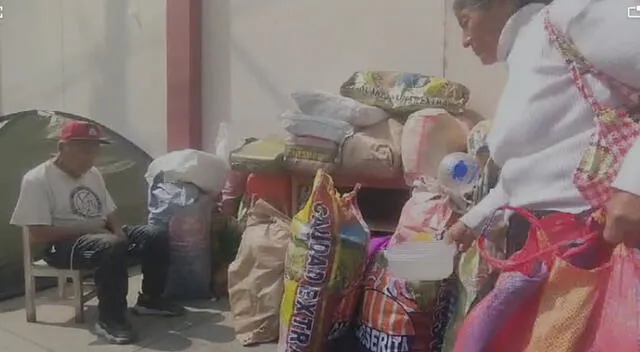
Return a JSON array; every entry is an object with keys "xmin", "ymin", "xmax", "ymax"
[
  {"xmin": 357, "ymin": 253, "xmax": 442, "ymax": 352},
  {"xmin": 357, "ymin": 325, "xmax": 411, "ymax": 352}
]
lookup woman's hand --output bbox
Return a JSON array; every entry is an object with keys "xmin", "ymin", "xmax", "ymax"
[
  {"xmin": 603, "ymin": 190, "xmax": 640, "ymax": 245},
  {"xmin": 444, "ymin": 221, "xmax": 476, "ymax": 252}
]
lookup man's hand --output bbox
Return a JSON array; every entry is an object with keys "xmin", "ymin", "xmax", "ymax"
[
  {"xmin": 444, "ymin": 221, "xmax": 476, "ymax": 252},
  {"xmin": 111, "ymin": 228, "xmax": 127, "ymax": 239},
  {"xmin": 603, "ymin": 190, "xmax": 640, "ymax": 245}
]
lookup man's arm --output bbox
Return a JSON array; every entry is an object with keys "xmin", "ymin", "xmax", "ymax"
[
  {"xmin": 100, "ymin": 171, "xmax": 124, "ymax": 236},
  {"xmin": 28, "ymin": 224, "xmax": 106, "ymax": 244}
]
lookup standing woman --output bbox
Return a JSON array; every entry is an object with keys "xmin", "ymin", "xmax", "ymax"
[{"xmin": 445, "ymin": 0, "xmax": 640, "ymax": 255}]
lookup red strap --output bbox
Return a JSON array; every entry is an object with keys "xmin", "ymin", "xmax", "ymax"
[{"xmin": 476, "ymin": 206, "xmax": 600, "ymax": 270}]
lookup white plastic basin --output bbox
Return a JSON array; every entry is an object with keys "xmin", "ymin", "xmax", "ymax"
[{"xmin": 384, "ymin": 241, "xmax": 456, "ymax": 281}]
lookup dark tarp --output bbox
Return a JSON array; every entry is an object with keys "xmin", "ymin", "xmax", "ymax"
[{"xmin": 0, "ymin": 110, "xmax": 152, "ymax": 301}]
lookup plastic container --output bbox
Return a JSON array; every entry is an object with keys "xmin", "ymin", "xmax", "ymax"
[
  {"xmin": 437, "ymin": 152, "xmax": 480, "ymax": 195},
  {"xmin": 384, "ymin": 241, "xmax": 456, "ymax": 281}
]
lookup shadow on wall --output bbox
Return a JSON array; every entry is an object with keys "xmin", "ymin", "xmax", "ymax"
[
  {"xmin": 203, "ymin": 0, "xmax": 292, "ymax": 151},
  {"xmin": 203, "ymin": 0, "xmax": 231, "ymax": 150},
  {"xmin": 0, "ymin": 110, "xmax": 151, "ymax": 303},
  {"xmin": 228, "ymin": 0, "xmax": 290, "ymax": 111},
  {"xmin": 89, "ymin": 0, "xmax": 130, "ymax": 134}
]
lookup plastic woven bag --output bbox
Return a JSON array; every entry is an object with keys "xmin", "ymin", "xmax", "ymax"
[
  {"xmin": 340, "ymin": 71, "xmax": 470, "ymax": 115},
  {"xmin": 454, "ymin": 207, "xmax": 640, "ymax": 352},
  {"xmin": 390, "ymin": 177, "xmax": 463, "ymax": 246},
  {"xmin": 278, "ymin": 170, "xmax": 370, "ymax": 352},
  {"xmin": 357, "ymin": 246, "xmax": 458, "ymax": 352}
]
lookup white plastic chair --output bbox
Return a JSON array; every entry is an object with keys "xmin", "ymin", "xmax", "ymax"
[{"xmin": 22, "ymin": 227, "xmax": 96, "ymax": 323}]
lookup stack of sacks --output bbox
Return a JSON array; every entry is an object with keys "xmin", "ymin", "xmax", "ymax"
[
  {"xmin": 280, "ymin": 71, "xmax": 474, "ymax": 181},
  {"xmin": 282, "ymin": 90, "xmax": 406, "ymax": 179},
  {"xmin": 281, "ymin": 110, "xmax": 354, "ymax": 174}
]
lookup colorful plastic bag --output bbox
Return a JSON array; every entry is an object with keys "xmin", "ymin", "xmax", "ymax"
[
  {"xmin": 357, "ymin": 248, "xmax": 457, "ymax": 352},
  {"xmin": 356, "ymin": 184, "xmax": 460, "ymax": 352},
  {"xmin": 339, "ymin": 71, "xmax": 470, "ymax": 115},
  {"xmin": 278, "ymin": 170, "xmax": 370, "ymax": 352},
  {"xmin": 390, "ymin": 177, "xmax": 463, "ymax": 246},
  {"xmin": 454, "ymin": 207, "xmax": 640, "ymax": 352}
]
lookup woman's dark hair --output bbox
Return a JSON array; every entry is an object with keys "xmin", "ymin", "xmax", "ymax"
[{"xmin": 453, "ymin": 0, "xmax": 553, "ymax": 17}]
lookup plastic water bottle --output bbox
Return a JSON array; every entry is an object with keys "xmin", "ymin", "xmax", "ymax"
[{"xmin": 437, "ymin": 152, "xmax": 480, "ymax": 195}]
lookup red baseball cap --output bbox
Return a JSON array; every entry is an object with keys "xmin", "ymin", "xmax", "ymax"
[{"xmin": 60, "ymin": 120, "xmax": 110, "ymax": 144}]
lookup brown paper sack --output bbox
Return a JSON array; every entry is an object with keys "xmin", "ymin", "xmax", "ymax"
[{"xmin": 227, "ymin": 200, "xmax": 291, "ymax": 346}]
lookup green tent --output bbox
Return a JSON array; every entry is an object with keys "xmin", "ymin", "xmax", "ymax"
[{"xmin": 0, "ymin": 110, "xmax": 152, "ymax": 301}]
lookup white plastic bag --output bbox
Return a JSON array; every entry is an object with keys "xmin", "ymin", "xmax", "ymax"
[
  {"xmin": 291, "ymin": 90, "xmax": 388, "ymax": 128},
  {"xmin": 401, "ymin": 108, "xmax": 468, "ymax": 185},
  {"xmin": 214, "ymin": 121, "xmax": 244, "ymax": 162},
  {"xmin": 145, "ymin": 149, "xmax": 230, "ymax": 195},
  {"xmin": 280, "ymin": 111, "xmax": 354, "ymax": 143}
]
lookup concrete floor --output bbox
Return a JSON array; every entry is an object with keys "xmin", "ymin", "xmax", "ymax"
[{"xmin": 0, "ymin": 274, "xmax": 277, "ymax": 352}]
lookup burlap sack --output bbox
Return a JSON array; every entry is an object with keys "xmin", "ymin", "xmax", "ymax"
[
  {"xmin": 228, "ymin": 200, "xmax": 291, "ymax": 346},
  {"xmin": 339, "ymin": 118, "xmax": 403, "ymax": 179}
]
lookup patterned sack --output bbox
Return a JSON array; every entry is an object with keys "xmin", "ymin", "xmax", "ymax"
[
  {"xmin": 357, "ymin": 180, "xmax": 460, "ymax": 352},
  {"xmin": 278, "ymin": 170, "xmax": 370, "ymax": 352},
  {"xmin": 340, "ymin": 71, "xmax": 470, "ymax": 115},
  {"xmin": 357, "ymin": 244, "xmax": 458, "ymax": 352},
  {"xmin": 391, "ymin": 177, "xmax": 463, "ymax": 247}
]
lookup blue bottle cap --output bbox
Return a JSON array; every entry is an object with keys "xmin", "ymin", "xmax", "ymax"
[{"xmin": 452, "ymin": 161, "xmax": 468, "ymax": 182}]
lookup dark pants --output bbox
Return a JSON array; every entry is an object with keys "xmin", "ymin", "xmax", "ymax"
[{"xmin": 44, "ymin": 225, "xmax": 170, "ymax": 321}]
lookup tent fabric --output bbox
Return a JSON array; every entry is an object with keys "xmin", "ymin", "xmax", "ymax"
[{"xmin": 0, "ymin": 110, "xmax": 152, "ymax": 301}]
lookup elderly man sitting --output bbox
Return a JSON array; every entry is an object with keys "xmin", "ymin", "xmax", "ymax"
[{"xmin": 10, "ymin": 120, "xmax": 184, "ymax": 345}]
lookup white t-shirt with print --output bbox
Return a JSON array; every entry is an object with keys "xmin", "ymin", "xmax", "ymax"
[{"xmin": 10, "ymin": 160, "xmax": 117, "ymax": 230}]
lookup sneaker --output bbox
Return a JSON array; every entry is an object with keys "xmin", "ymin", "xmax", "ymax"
[
  {"xmin": 131, "ymin": 294, "xmax": 185, "ymax": 317},
  {"xmin": 94, "ymin": 318, "xmax": 135, "ymax": 345}
]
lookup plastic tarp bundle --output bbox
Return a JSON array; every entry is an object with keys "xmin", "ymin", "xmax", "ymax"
[
  {"xmin": 291, "ymin": 90, "xmax": 388, "ymax": 128},
  {"xmin": 145, "ymin": 148, "xmax": 229, "ymax": 195},
  {"xmin": 0, "ymin": 110, "xmax": 151, "ymax": 301}
]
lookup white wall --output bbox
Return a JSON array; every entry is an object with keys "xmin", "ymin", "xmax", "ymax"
[
  {"xmin": 202, "ymin": 0, "xmax": 507, "ymax": 152},
  {"xmin": 0, "ymin": 0, "xmax": 166, "ymax": 156},
  {"xmin": 0, "ymin": 0, "xmax": 507, "ymax": 156}
]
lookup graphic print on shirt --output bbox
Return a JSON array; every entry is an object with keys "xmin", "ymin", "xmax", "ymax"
[{"xmin": 69, "ymin": 186, "xmax": 103, "ymax": 218}]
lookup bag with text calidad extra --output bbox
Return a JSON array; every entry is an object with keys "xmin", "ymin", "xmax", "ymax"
[{"xmin": 277, "ymin": 169, "xmax": 370, "ymax": 352}]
